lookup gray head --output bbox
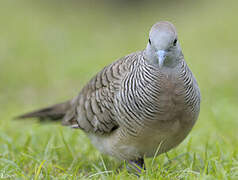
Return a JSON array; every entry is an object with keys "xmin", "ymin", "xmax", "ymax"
[{"xmin": 145, "ymin": 21, "xmax": 183, "ymax": 68}]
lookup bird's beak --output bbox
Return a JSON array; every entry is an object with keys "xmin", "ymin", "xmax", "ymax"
[{"xmin": 157, "ymin": 50, "xmax": 167, "ymax": 68}]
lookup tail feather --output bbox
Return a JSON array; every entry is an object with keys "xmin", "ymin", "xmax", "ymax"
[{"xmin": 16, "ymin": 101, "xmax": 71, "ymax": 121}]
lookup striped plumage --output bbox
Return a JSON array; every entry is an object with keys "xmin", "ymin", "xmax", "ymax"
[
  {"xmin": 85, "ymin": 51, "xmax": 200, "ymax": 160},
  {"xmin": 17, "ymin": 21, "xmax": 200, "ymax": 171}
]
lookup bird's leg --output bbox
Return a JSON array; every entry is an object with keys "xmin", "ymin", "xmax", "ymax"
[{"xmin": 127, "ymin": 158, "xmax": 146, "ymax": 175}]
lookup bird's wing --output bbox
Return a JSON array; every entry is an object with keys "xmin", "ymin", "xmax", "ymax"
[{"xmin": 62, "ymin": 52, "xmax": 141, "ymax": 134}]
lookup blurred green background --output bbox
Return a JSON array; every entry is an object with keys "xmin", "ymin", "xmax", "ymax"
[{"xmin": 0, "ymin": 0, "xmax": 238, "ymax": 179}]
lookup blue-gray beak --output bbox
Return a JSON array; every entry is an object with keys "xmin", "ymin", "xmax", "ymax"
[{"xmin": 157, "ymin": 50, "xmax": 167, "ymax": 67}]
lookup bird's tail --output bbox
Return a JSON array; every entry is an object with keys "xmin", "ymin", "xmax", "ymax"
[{"xmin": 16, "ymin": 101, "xmax": 71, "ymax": 122}]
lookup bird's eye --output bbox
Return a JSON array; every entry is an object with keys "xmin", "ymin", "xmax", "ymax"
[
  {"xmin": 173, "ymin": 38, "xmax": 177, "ymax": 46},
  {"xmin": 149, "ymin": 38, "xmax": 151, "ymax": 45}
]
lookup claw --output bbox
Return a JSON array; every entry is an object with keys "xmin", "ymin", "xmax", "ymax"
[{"xmin": 127, "ymin": 158, "xmax": 146, "ymax": 176}]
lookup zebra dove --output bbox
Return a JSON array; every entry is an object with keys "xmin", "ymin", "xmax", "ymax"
[{"xmin": 17, "ymin": 21, "xmax": 201, "ymax": 171}]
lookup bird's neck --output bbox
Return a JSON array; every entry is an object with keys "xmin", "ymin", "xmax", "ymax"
[{"xmin": 163, "ymin": 55, "xmax": 183, "ymax": 68}]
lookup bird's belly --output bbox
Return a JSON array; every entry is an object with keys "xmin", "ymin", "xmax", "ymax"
[{"xmin": 88, "ymin": 112, "xmax": 195, "ymax": 160}]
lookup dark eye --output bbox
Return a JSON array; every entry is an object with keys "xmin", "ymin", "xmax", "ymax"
[
  {"xmin": 173, "ymin": 38, "xmax": 177, "ymax": 46},
  {"xmin": 149, "ymin": 38, "xmax": 151, "ymax": 45}
]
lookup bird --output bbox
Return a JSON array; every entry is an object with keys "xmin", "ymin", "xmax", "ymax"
[{"xmin": 17, "ymin": 21, "xmax": 201, "ymax": 172}]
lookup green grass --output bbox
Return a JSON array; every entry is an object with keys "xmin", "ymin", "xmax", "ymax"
[{"xmin": 0, "ymin": 0, "xmax": 238, "ymax": 179}]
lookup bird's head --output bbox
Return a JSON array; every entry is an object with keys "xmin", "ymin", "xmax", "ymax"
[{"xmin": 145, "ymin": 21, "xmax": 183, "ymax": 68}]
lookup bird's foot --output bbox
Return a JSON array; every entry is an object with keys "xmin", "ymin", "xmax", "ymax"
[{"xmin": 127, "ymin": 158, "xmax": 146, "ymax": 176}]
